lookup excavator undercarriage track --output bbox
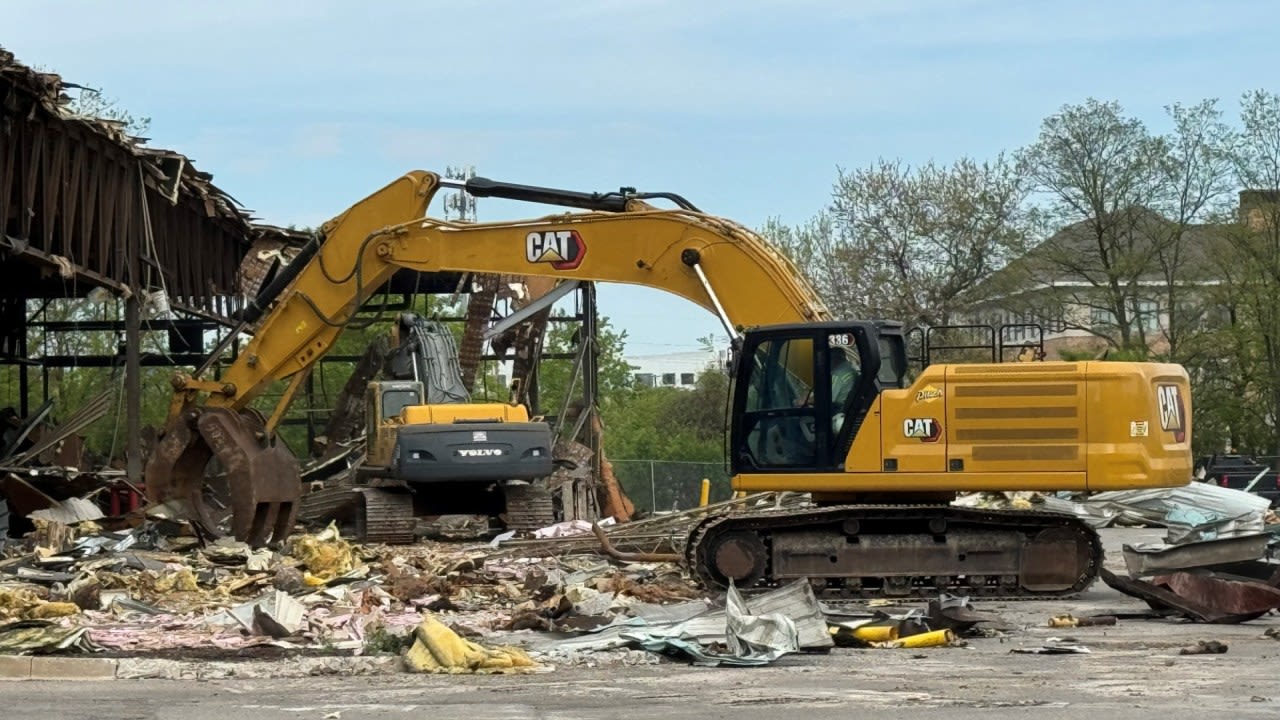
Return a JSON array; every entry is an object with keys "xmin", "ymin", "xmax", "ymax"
[
  {"xmin": 686, "ymin": 504, "xmax": 1103, "ymax": 601},
  {"xmin": 355, "ymin": 488, "xmax": 416, "ymax": 545},
  {"xmin": 502, "ymin": 483, "xmax": 557, "ymax": 533}
]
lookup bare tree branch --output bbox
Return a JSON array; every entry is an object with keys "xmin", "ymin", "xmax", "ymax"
[{"xmin": 771, "ymin": 155, "xmax": 1030, "ymax": 325}]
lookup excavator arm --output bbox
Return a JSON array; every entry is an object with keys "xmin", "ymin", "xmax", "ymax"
[
  {"xmin": 175, "ymin": 171, "xmax": 828, "ymax": 412},
  {"xmin": 146, "ymin": 170, "xmax": 832, "ymax": 545}
]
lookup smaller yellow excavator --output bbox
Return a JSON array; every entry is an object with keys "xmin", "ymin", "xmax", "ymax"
[{"xmin": 345, "ymin": 312, "xmax": 555, "ymax": 542}]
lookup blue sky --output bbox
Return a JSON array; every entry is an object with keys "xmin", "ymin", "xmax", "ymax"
[{"xmin": 6, "ymin": 0, "xmax": 1277, "ymax": 354}]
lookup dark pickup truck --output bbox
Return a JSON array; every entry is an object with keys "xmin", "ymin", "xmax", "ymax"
[{"xmin": 1195, "ymin": 454, "xmax": 1280, "ymax": 506}]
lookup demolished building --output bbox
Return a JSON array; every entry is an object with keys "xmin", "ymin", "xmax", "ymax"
[
  {"xmin": 0, "ymin": 46, "xmax": 625, "ymax": 542},
  {"xmin": 0, "ymin": 45, "xmax": 267, "ymax": 528}
]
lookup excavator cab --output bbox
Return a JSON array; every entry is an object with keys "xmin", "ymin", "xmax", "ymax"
[
  {"xmin": 730, "ymin": 321, "xmax": 908, "ymax": 474},
  {"xmin": 363, "ymin": 379, "xmax": 425, "ymax": 468},
  {"xmin": 363, "ymin": 314, "xmax": 470, "ymax": 469}
]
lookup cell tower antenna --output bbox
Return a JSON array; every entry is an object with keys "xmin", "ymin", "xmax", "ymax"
[{"xmin": 442, "ymin": 164, "xmax": 477, "ymax": 222}]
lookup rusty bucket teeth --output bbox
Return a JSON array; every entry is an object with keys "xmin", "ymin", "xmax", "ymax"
[{"xmin": 145, "ymin": 407, "xmax": 302, "ymax": 548}]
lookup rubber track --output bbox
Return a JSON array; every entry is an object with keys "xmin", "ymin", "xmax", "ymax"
[{"xmin": 685, "ymin": 504, "xmax": 1104, "ymax": 602}]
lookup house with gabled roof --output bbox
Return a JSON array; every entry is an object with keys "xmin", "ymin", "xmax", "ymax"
[{"xmin": 959, "ymin": 202, "xmax": 1245, "ymax": 360}]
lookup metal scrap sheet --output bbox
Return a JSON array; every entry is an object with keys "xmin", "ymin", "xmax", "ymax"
[
  {"xmin": 619, "ymin": 582, "xmax": 801, "ymax": 667},
  {"xmin": 542, "ymin": 579, "xmax": 832, "ymax": 655},
  {"xmin": 28, "ymin": 497, "xmax": 105, "ymax": 525},
  {"xmin": 1085, "ymin": 484, "xmax": 1272, "ymax": 543},
  {"xmin": 1121, "ymin": 533, "xmax": 1272, "ymax": 577}
]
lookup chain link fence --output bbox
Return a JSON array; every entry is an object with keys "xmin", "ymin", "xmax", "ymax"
[
  {"xmin": 610, "ymin": 459, "xmax": 732, "ymax": 515},
  {"xmin": 612, "ymin": 453, "xmax": 1280, "ymax": 516}
]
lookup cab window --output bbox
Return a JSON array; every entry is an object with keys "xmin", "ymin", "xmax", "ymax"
[
  {"xmin": 745, "ymin": 338, "xmax": 813, "ymax": 412},
  {"xmin": 381, "ymin": 389, "xmax": 420, "ymax": 420},
  {"xmin": 876, "ymin": 336, "xmax": 902, "ymax": 386},
  {"xmin": 741, "ymin": 337, "xmax": 818, "ymax": 468}
]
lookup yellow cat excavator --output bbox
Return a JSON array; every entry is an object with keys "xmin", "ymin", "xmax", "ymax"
[{"xmin": 146, "ymin": 170, "xmax": 1192, "ymax": 600}]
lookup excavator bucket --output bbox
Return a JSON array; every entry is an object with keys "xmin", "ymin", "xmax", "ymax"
[{"xmin": 145, "ymin": 407, "xmax": 301, "ymax": 547}]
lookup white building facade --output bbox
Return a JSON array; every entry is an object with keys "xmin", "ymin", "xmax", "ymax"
[{"xmin": 627, "ymin": 348, "xmax": 726, "ymax": 389}]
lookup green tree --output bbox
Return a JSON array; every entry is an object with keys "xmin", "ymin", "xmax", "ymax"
[
  {"xmin": 29, "ymin": 65, "xmax": 151, "ymax": 136},
  {"xmin": 69, "ymin": 88, "xmax": 151, "ymax": 135},
  {"xmin": 1203, "ymin": 90, "xmax": 1280, "ymax": 454},
  {"xmin": 0, "ymin": 297, "xmax": 176, "ymax": 460},
  {"xmin": 1149, "ymin": 99, "xmax": 1236, "ymax": 364},
  {"xmin": 603, "ymin": 370, "xmax": 729, "ymax": 461},
  {"xmin": 1009, "ymin": 98, "xmax": 1233, "ymax": 358},
  {"xmin": 1013, "ymin": 99, "xmax": 1169, "ymax": 352},
  {"xmin": 604, "ymin": 370, "xmax": 733, "ymax": 511},
  {"xmin": 532, "ymin": 311, "xmax": 637, "ymax": 419},
  {"xmin": 763, "ymin": 155, "xmax": 1030, "ymax": 326}
]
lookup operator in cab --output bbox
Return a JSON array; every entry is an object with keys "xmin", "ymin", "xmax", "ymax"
[{"xmin": 829, "ymin": 345, "xmax": 860, "ymax": 435}]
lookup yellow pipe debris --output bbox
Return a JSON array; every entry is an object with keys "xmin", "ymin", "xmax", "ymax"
[
  {"xmin": 852, "ymin": 625, "xmax": 898, "ymax": 643},
  {"xmin": 699, "ymin": 478, "xmax": 711, "ymax": 507},
  {"xmin": 897, "ymin": 628, "xmax": 955, "ymax": 648}
]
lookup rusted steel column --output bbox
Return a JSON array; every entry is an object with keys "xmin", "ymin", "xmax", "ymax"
[
  {"xmin": 458, "ymin": 275, "xmax": 498, "ymax": 390},
  {"xmin": 125, "ymin": 293, "xmax": 142, "ymax": 484},
  {"xmin": 581, "ymin": 282, "xmax": 599, "ymax": 458},
  {"xmin": 125, "ymin": 172, "xmax": 142, "ymax": 485},
  {"xmin": 15, "ymin": 301, "xmax": 30, "ymax": 417}
]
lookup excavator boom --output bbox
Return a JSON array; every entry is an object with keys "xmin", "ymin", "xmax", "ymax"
[{"xmin": 214, "ymin": 172, "xmax": 828, "ymax": 407}]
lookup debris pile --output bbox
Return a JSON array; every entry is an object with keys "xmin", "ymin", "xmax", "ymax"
[
  {"xmin": 0, "ymin": 394, "xmax": 142, "ymax": 552},
  {"xmin": 0, "ymin": 512, "xmax": 707, "ymax": 661},
  {"xmin": 960, "ymin": 482, "xmax": 1278, "ymax": 543},
  {"xmin": 0, "ymin": 484, "xmax": 1014, "ymax": 671},
  {"xmin": 955, "ymin": 483, "xmax": 1280, "ymax": 625},
  {"xmin": 825, "ymin": 593, "xmax": 1002, "ymax": 650},
  {"xmin": 1080, "ymin": 484, "xmax": 1280, "ymax": 624},
  {"xmin": 0, "ymin": 491, "xmax": 797, "ymax": 666},
  {"xmin": 1049, "ymin": 483, "xmax": 1276, "ymax": 542},
  {"xmin": 15, "ymin": 474, "xmax": 1280, "ymax": 672}
]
